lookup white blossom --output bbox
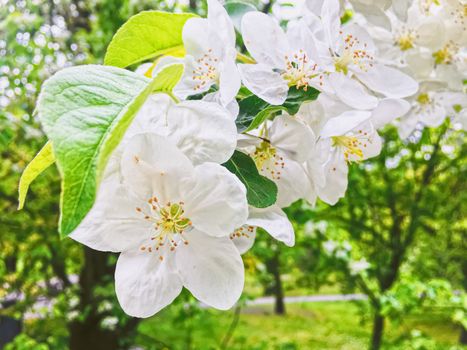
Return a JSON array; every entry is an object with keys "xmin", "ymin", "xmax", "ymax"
[{"xmin": 71, "ymin": 133, "xmax": 248, "ymax": 317}]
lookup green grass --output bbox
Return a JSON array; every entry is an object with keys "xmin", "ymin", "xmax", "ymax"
[{"xmin": 136, "ymin": 301, "xmax": 463, "ymax": 350}]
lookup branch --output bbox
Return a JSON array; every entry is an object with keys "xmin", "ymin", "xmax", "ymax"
[{"xmin": 403, "ymin": 124, "xmax": 448, "ymax": 247}]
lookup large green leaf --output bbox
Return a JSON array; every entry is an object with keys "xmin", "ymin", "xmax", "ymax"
[
  {"xmin": 18, "ymin": 141, "xmax": 56, "ymax": 210},
  {"xmin": 38, "ymin": 63, "xmax": 184, "ymax": 237},
  {"xmin": 236, "ymin": 87, "xmax": 320, "ymax": 132},
  {"xmin": 223, "ymin": 151, "xmax": 277, "ymax": 208},
  {"xmin": 104, "ymin": 11, "xmax": 196, "ymax": 68}
]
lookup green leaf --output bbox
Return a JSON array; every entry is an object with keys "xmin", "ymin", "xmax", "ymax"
[
  {"xmin": 223, "ymin": 151, "xmax": 277, "ymax": 208},
  {"xmin": 104, "ymin": 11, "xmax": 196, "ymax": 68},
  {"xmin": 151, "ymin": 63, "xmax": 185, "ymax": 93},
  {"xmin": 37, "ymin": 63, "xmax": 184, "ymax": 237},
  {"xmin": 282, "ymin": 86, "xmax": 320, "ymax": 114},
  {"xmin": 236, "ymin": 94, "xmax": 287, "ymax": 132},
  {"xmin": 17, "ymin": 141, "xmax": 56, "ymax": 210},
  {"xmin": 236, "ymin": 86, "xmax": 320, "ymax": 132},
  {"xmin": 225, "ymin": 2, "xmax": 257, "ymax": 32}
]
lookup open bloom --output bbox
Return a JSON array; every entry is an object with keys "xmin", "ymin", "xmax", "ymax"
[
  {"xmin": 173, "ymin": 0, "xmax": 240, "ymax": 109},
  {"xmin": 398, "ymin": 89, "xmax": 467, "ymax": 138},
  {"xmin": 237, "ymin": 114, "xmax": 315, "ymax": 207},
  {"xmin": 297, "ymin": 93, "xmax": 391, "ymax": 205},
  {"xmin": 104, "ymin": 93, "xmax": 237, "ymax": 183},
  {"xmin": 231, "ymin": 206, "xmax": 295, "ymax": 254},
  {"xmin": 316, "ymin": 110, "xmax": 382, "ymax": 204},
  {"xmin": 129, "ymin": 94, "xmax": 237, "ymax": 165},
  {"xmin": 303, "ymin": 0, "xmax": 418, "ymax": 109},
  {"xmin": 238, "ymin": 11, "xmax": 324, "ymax": 105},
  {"xmin": 71, "ymin": 133, "xmax": 249, "ymax": 317},
  {"xmin": 298, "ymin": 93, "xmax": 408, "ymax": 204},
  {"xmin": 365, "ymin": 3, "xmax": 446, "ymax": 63}
]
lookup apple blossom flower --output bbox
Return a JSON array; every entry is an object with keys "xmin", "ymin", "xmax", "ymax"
[
  {"xmin": 129, "ymin": 94, "xmax": 238, "ymax": 165},
  {"xmin": 238, "ymin": 11, "xmax": 325, "ymax": 105},
  {"xmin": 298, "ymin": 94, "xmax": 408, "ymax": 204},
  {"xmin": 398, "ymin": 89, "xmax": 467, "ymax": 138},
  {"xmin": 172, "ymin": 0, "xmax": 241, "ymax": 109},
  {"xmin": 71, "ymin": 133, "xmax": 249, "ymax": 317},
  {"xmin": 237, "ymin": 114, "xmax": 315, "ymax": 207},
  {"xmin": 302, "ymin": 0, "xmax": 418, "ymax": 109},
  {"xmin": 315, "ymin": 111, "xmax": 381, "ymax": 204},
  {"xmin": 103, "ymin": 93, "xmax": 237, "ymax": 184},
  {"xmin": 440, "ymin": 0, "xmax": 467, "ymax": 47}
]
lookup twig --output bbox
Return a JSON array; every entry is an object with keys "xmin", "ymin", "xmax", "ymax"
[{"xmin": 220, "ymin": 305, "xmax": 241, "ymax": 349}]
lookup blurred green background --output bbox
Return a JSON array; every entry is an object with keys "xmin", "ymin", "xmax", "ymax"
[{"xmin": 0, "ymin": 0, "xmax": 466, "ymax": 349}]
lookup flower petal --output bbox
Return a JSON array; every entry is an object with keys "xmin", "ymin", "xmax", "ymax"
[
  {"xmin": 356, "ymin": 64, "xmax": 419, "ymax": 98},
  {"xmin": 241, "ymin": 11, "xmax": 288, "ymax": 68},
  {"xmin": 357, "ymin": 122, "xmax": 382, "ymax": 160},
  {"xmin": 398, "ymin": 113, "xmax": 419, "ymax": 139},
  {"xmin": 351, "ymin": 2, "xmax": 391, "ymax": 30},
  {"xmin": 304, "ymin": 140, "xmax": 329, "ymax": 203},
  {"xmin": 238, "ymin": 63, "xmax": 289, "ymax": 105},
  {"xmin": 247, "ymin": 206, "xmax": 295, "ymax": 246},
  {"xmin": 115, "ymin": 249, "xmax": 183, "ymax": 318},
  {"xmin": 231, "ymin": 225, "xmax": 256, "ymax": 254},
  {"xmin": 183, "ymin": 18, "xmax": 221, "ymax": 58},
  {"xmin": 305, "ymin": 0, "xmax": 324, "ymax": 15},
  {"xmin": 219, "ymin": 49, "xmax": 242, "ymax": 106},
  {"xmin": 207, "ymin": 0, "xmax": 236, "ymax": 46},
  {"xmin": 121, "ymin": 133, "xmax": 193, "ymax": 202},
  {"xmin": 152, "ymin": 100, "xmax": 238, "ymax": 165},
  {"xmin": 320, "ymin": 110, "xmax": 372, "ymax": 137},
  {"xmin": 320, "ymin": 0, "xmax": 341, "ymax": 49},
  {"xmin": 265, "ymin": 156, "xmax": 310, "ymax": 208},
  {"xmin": 286, "ymin": 20, "xmax": 321, "ymax": 63},
  {"xmin": 269, "ymin": 114, "xmax": 316, "ymax": 162},
  {"xmin": 317, "ymin": 152, "xmax": 348, "ymax": 205},
  {"xmin": 176, "ymin": 230, "xmax": 244, "ymax": 310},
  {"xmin": 371, "ymin": 98, "xmax": 411, "ymax": 129},
  {"xmin": 70, "ymin": 183, "xmax": 152, "ymax": 253},
  {"xmin": 174, "ymin": 55, "xmax": 213, "ymax": 99},
  {"xmin": 340, "ymin": 24, "xmax": 376, "ymax": 58},
  {"xmin": 203, "ymin": 92, "xmax": 239, "ymax": 118},
  {"xmin": 415, "ymin": 17, "xmax": 445, "ymax": 50},
  {"xmin": 420, "ymin": 104, "xmax": 447, "ymax": 127},
  {"xmin": 328, "ymin": 73, "xmax": 378, "ymax": 110},
  {"xmin": 183, "ymin": 163, "xmax": 249, "ymax": 237}
]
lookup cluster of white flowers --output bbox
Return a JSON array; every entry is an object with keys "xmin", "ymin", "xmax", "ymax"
[
  {"xmin": 350, "ymin": 0, "xmax": 467, "ymax": 137},
  {"xmin": 68, "ymin": 0, "xmax": 465, "ymax": 317}
]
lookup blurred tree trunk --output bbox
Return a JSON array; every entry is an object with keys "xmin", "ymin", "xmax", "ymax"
[
  {"xmin": 460, "ymin": 257, "xmax": 467, "ymax": 345},
  {"xmin": 69, "ymin": 248, "xmax": 139, "ymax": 350},
  {"xmin": 266, "ymin": 251, "xmax": 286, "ymax": 315},
  {"xmin": 460, "ymin": 327, "xmax": 467, "ymax": 345},
  {"xmin": 370, "ymin": 314, "xmax": 385, "ymax": 350}
]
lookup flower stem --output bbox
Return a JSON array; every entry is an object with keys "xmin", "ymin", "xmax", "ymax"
[{"xmin": 165, "ymin": 91, "xmax": 180, "ymax": 103}]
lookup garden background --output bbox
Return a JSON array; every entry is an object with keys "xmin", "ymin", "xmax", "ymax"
[{"xmin": 0, "ymin": 0, "xmax": 466, "ymax": 349}]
